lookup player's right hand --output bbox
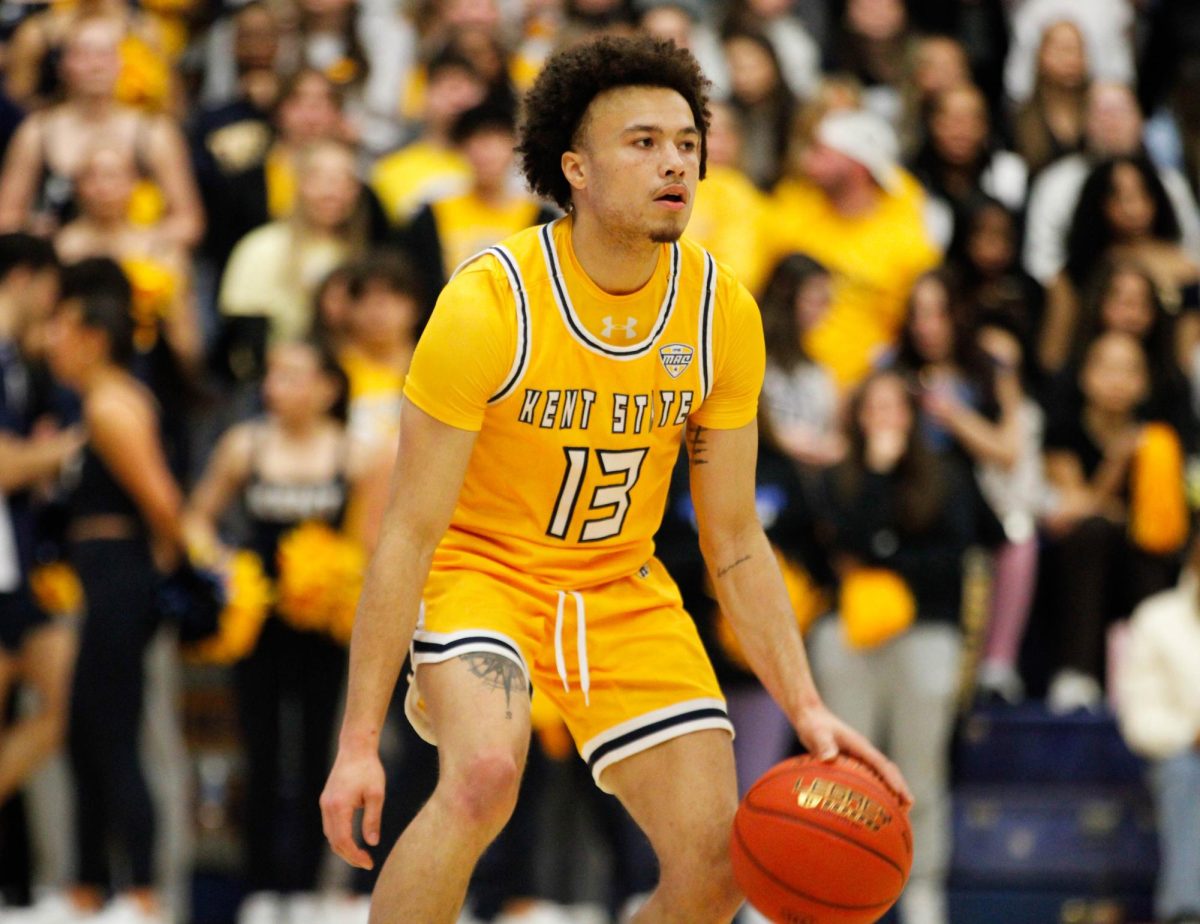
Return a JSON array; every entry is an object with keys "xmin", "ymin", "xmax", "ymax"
[{"xmin": 320, "ymin": 747, "xmax": 387, "ymax": 870}]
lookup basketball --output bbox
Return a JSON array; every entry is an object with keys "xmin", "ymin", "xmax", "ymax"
[{"xmin": 730, "ymin": 754, "xmax": 913, "ymax": 924}]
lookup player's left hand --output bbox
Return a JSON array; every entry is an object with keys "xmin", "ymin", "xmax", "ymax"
[{"xmin": 792, "ymin": 702, "xmax": 914, "ymax": 808}]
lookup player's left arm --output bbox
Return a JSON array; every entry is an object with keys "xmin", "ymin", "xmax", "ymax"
[
  {"xmin": 687, "ymin": 421, "xmax": 910, "ymax": 804},
  {"xmin": 688, "ymin": 274, "xmax": 911, "ymax": 803}
]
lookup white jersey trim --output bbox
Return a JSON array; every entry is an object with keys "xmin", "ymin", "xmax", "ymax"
[{"xmin": 539, "ymin": 220, "xmax": 680, "ymax": 360}]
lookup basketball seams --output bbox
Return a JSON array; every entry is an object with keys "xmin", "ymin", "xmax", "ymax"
[
  {"xmin": 731, "ymin": 818, "xmax": 895, "ymax": 914},
  {"xmin": 739, "ymin": 801, "xmax": 908, "ymax": 878}
]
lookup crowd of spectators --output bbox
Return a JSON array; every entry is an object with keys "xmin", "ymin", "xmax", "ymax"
[{"xmin": 2, "ymin": 1, "xmax": 1200, "ymax": 924}]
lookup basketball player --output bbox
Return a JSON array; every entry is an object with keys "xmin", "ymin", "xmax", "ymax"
[{"xmin": 322, "ymin": 35, "xmax": 912, "ymax": 924}]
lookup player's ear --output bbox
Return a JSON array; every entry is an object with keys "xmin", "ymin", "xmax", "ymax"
[{"xmin": 562, "ymin": 150, "xmax": 587, "ymax": 192}]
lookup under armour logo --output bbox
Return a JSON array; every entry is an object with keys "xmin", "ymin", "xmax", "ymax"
[{"xmin": 601, "ymin": 316, "xmax": 638, "ymax": 340}]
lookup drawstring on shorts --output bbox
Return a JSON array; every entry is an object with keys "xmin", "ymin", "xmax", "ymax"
[{"xmin": 554, "ymin": 590, "xmax": 590, "ymax": 706}]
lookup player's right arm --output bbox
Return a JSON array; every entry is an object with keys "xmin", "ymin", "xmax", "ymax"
[
  {"xmin": 321, "ymin": 257, "xmax": 515, "ymax": 870},
  {"xmin": 322, "ymin": 402, "xmax": 479, "ymax": 869}
]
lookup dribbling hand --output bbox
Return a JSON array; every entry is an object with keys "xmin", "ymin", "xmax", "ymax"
[
  {"xmin": 320, "ymin": 747, "xmax": 387, "ymax": 870},
  {"xmin": 792, "ymin": 702, "xmax": 914, "ymax": 808}
]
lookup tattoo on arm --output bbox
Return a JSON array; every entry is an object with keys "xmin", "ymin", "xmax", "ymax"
[
  {"xmin": 716, "ymin": 555, "xmax": 752, "ymax": 578},
  {"xmin": 687, "ymin": 423, "xmax": 709, "ymax": 465},
  {"xmin": 459, "ymin": 652, "xmax": 527, "ymax": 719}
]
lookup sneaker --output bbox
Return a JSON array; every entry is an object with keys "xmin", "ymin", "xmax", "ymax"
[
  {"xmin": 281, "ymin": 894, "xmax": 323, "ymax": 924},
  {"xmin": 616, "ymin": 895, "xmax": 649, "ymax": 923},
  {"xmin": 976, "ymin": 660, "xmax": 1025, "ymax": 705},
  {"xmin": 1047, "ymin": 669, "xmax": 1104, "ymax": 715},
  {"xmin": 238, "ymin": 893, "xmax": 282, "ymax": 924},
  {"xmin": 91, "ymin": 898, "xmax": 166, "ymax": 924},
  {"xmin": 898, "ymin": 879, "xmax": 947, "ymax": 924},
  {"xmin": 1, "ymin": 893, "xmax": 97, "ymax": 923},
  {"xmin": 494, "ymin": 902, "xmax": 575, "ymax": 924},
  {"xmin": 566, "ymin": 906, "xmax": 609, "ymax": 924},
  {"xmin": 322, "ymin": 894, "xmax": 370, "ymax": 924}
]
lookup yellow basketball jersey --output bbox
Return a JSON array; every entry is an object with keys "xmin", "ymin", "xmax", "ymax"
[{"xmin": 404, "ymin": 217, "xmax": 764, "ymax": 589}]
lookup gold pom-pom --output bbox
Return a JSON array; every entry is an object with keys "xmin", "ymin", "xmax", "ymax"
[
  {"xmin": 127, "ymin": 180, "xmax": 167, "ymax": 227},
  {"xmin": 28, "ymin": 561, "xmax": 84, "ymax": 620},
  {"xmin": 114, "ymin": 35, "xmax": 171, "ymax": 111},
  {"xmin": 839, "ymin": 567, "xmax": 916, "ymax": 649},
  {"xmin": 275, "ymin": 522, "xmax": 366, "ymax": 642},
  {"xmin": 183, "ymin": 551, "xmax": 273, "ymax": 665},
  {"xmin": 121, "ymin": 256, "xmax": 178, "ymax": 351},
  {"xmin": 1129, "ymin": 423, "xmax": 1189, "ymax": 555}
]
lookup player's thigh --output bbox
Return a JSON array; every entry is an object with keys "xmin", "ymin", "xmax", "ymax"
[
  {"xmin": 603, "ymin": 727, "xmax": 738, "ymax": 871},
  {"xmin": 417, "ymin": 653, "xmax": 533, "ymax": 778},
  {"xmin": 18, "ymin": 621, "xmax": 76, "ymax": 711}
]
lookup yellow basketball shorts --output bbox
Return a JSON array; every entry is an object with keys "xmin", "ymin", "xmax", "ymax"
[{"xmin": 409, "ymin": 556, "xmax": 733, "ymax": 791}]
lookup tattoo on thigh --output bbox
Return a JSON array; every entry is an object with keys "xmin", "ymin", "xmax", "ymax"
[{"xmin": 459, "ymin": 653, "xmax": 526, "ymax": 719}]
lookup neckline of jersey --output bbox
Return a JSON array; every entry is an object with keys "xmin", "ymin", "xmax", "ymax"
[{"xmin": 542, "ymin": 218, "xmax": 679, "ymax": 357}]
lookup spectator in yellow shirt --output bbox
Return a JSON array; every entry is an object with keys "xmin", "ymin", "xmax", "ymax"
[
  {"xmin": 685, "ymin": 100, "xmax": 770, "ymax": 294},
  {"xmin": 337, "ymin": 252, "xmax": 421, "ymax": 454},
  {"xmin": 769, "ymin": 109, "xmax": 941, "ymax": 387},
  {"xmin": 370, "ymin": 49, "xmax": 487, "ymax": 226},
  {"xmin": 402, "ymin": 104, "xmax": 554, "ymax": 313}
]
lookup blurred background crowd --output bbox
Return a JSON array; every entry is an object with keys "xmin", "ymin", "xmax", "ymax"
[{"xmin": 1, "ymin": 0, "xmax": 1200, "ymax": 923}]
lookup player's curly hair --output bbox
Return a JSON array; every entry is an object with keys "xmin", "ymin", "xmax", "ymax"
[{"xmin": 518, "ymin": 35, "xmax": 710, "ymax": 210}]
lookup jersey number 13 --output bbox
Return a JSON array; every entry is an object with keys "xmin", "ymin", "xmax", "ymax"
[{"xmin": 546, "ymin": 447, "xmax": 648, "ymax": 542}]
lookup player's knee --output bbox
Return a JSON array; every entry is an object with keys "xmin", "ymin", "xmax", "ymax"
[
  {"xmin": 659, "ymin": 811, "xmax": 742, "ymax": 916},
  {"xmin": 440, "ymin": 749, "xmax": 522, "ymax": 832}
]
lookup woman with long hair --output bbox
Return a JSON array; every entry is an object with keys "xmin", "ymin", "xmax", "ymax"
[
  {"xmin": 1042, "ymin": 332, "xmax": 1184, "ymax": 713},
  {"xmin": 810, "ymin": 370, "xmax": 976, "ymax": 924},
  {"xmin": 892, "ymin": 270, "xmax": 1015, "ymax": 466},
  {"xmin": 45, "ymin": 258, "xmax": 187, "ymax": 923},
  {"xmin": 945, "ymin": 194, "xmax": 1045, "ymax": 371},
  {"xmin": 890, "ymin": 272, "xmax": 1042, "ymax": 704},
  {"xmin": 909, "ymin": 84, "xmax": 1026, "ymax": 245},
  {"xmin": 0, "ymin": 14, "xmax": 202, "ymax": 246},
  {"xmin": 185, "ymin": 339, "xmax": 384, "ymax": 922},
  {"xmin": 1041, "ymin": 155, "xmax": 1199, "ymax": 374},
  {"xmin": 721, "ymin": 28, "xmax": 795, "ymax": 191},
  {"xmin": 55, "ymin": 143, "xmax": 202, "ymax": 372},
  {"xmin": 1063, "ymin": 261, "xmax": 1197, "ymax": 447},
  {"xmin": 1013, "ymin": 19, "xmax": 1090, "ymax": 176},
  {"xmin": 758, "ymin": 253, "xmax": 843, "ymax": 468},
  {"xmin": 219, "ymin": 140, "xmax": 374, "ymax": 349}
]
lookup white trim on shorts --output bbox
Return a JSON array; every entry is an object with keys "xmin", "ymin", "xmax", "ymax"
[
  {"xmin": 409, "ymin": 627, "xmax": 531, "ymax": 686},
  {"xmin": 406, "ymin": 627, "xmax": 533, "ymax": 746},
  {"xmin": 580, "ymin": 697, "xmax": 734, "ymax": 793}
]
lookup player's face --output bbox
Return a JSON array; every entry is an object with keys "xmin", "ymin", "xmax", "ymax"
[{"xmin": 569, "ymin": 86, "xmax": 700, "ymax": 244}]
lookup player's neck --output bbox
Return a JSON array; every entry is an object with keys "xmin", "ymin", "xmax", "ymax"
[{"xmin": 568, "ymin": 211, "xmax": 661, "ymax": 295}]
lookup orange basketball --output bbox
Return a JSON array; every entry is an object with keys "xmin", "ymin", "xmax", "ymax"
[{"xmin": 730, "ymin": 754, "xmax": 913, "ymax": 924}]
